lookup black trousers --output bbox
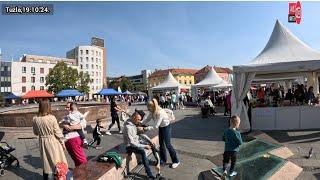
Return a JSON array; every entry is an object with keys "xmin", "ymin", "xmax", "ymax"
[
  {"xmin": 89, "ymin": 135, "xmax": 101, "ymax": 146},
  {"xmin": 223, "ymin": 151, "xmax": 237, "ymax": 173},
  {"xmin": 109, "ymin": 113, "xmax": 121, "ymax": 131}
]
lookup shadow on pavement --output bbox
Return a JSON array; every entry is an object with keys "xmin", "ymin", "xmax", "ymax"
[
  {"xmin": 170, "ymin": 114, "xmax": 228, "ymax": 141},
  {"xmin": 263, "ymin": 130, "xmax": 320, "ymax": 144},
  {"xmin": 23, "ymin": 155, "xmax": 42, "ymax": 169},
  {"xmin": 8, "ymin": 166, "xmax": 42, "ymax": 180}
]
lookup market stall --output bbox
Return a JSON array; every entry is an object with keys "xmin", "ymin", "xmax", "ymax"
[
  {"xmin": 149, "ymin": 72, "xmax": 190, "ymax": 97},
  {"xmin": 232, "ymin": 20, "xmax": 320, "ymax": 131},
  {"xmin": 191, "ymin": 67, "xmax": 227, "ymax": 100}
]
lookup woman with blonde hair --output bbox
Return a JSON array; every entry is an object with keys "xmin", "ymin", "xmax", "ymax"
[
  {"xmin": 32, "ymin": 99, "xmax": 68, "ymax": 180},
  {"xmin": 140, "ymin": 98, "xmax": 180, "ymax": 169}
]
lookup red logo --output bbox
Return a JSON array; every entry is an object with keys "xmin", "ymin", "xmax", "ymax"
[{"xmin": 288, "ymin": 1, "xmax": 302, "ymax": 24}]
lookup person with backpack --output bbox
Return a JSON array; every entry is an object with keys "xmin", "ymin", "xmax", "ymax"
[{"xmin": 140, "ymin": 98, "xmax": 180, "ymax": 169}]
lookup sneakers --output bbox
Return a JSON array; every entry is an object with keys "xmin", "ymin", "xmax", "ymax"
[
  {"xmin": 95, "ymin": 146, "xmax": 102, "ymax": 150},
  {"xmin": 119, "ymin": 130, "xmax": 123, "ymax": 134},
  {"xmin": 171, "ymin": 162, "xmax": 180, "ymax": 169},
  {"xmin": 229, "ymin": 171, "xmax": 237, "ymax": 177},
  {"xmin": 106, "ymin": 131, "xmax": 112, "ymax": 135},
  {"xmin": 83, "ymin": 139, "xmax": 89, "ymax": 149}
]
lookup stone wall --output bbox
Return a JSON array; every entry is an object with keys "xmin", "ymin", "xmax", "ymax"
[{"xmin": 0, "ymin": 103, "xmax": 127, "ymax": 127}]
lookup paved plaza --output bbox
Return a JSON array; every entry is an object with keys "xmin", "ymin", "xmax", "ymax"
[{"xmin": 1, "ymin": 105, "xmax": 320, "ymax": 179}]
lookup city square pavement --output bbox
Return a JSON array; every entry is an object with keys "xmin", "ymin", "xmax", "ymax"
[{"xmin": 1, "ymin": 105, "xmax": 320, "ymax": 179}]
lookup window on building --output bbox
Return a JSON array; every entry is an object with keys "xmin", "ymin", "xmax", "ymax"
[
  {"xmin": 31, "ymin": 67, "xmax": 35, "ymax": 74},
  {"xmin": 40, "ymin": 86, "xmax": 44, "ymax": 90},
  {"xmin": 96, "ymin": 51, "xmax": 98, "ymax": 56},
  {"xmin": 8, "ymin": 87, "xmax": 11, "ymax": 92},
  {"xmin": 86, "ymin": 50, "xmax": 89, "ymax": 55},
  {"xmin": 185, "ymin": 80, "xmax": 187, "ymax": 84},
  {"xmin": 91, "ymin": 79, "xmax": 94, "ymax": 83},
  {"xmin": 0, "ymin": 87, "xmax": 4, "ymax": 92},
  {"xmin": 1, "ymin": 66, "xmax": 4, "ymax": 71},
  {"xmin": 92, "ymin": 64, "xmax": 94, "ymax": 69},
  {"xmin": 189, "ymin": 80, "xmax": 192, "ymax": 84},
  {"xmin": 86, "ymin": 57, "xmax": 89, "ymax": 62},
  {"xmin": 40, "ymin": 68, "xmax": 44, "ymax": 74},
  {"xmin": 80, "ymin": 65, "xmax": 83, "ymax": 69},
  {"xmin": 91, "ymin": 57, "xmax": 94, "ymax": 63},
  {"xmin": 31, "ymin": 77, "xmax": 35, "ymax": 83},
  {"xmin": 86, "ymin": 64, "xmax": 89, "ymax": 69},
  {"xmin": 96, "ymin": 65, "xmax": 98, "ymax": 69},
  {"xmin": 0, "ymin": 77, "xmax": 4, "ymax": 81},
  {"xmin": 96, "ymin": 86, "xmax": 99, "ymax": 90},
  {"xmin": 40, "ymin": 77, "xmax": 44, "ymax": 83},
  {"xmin": 96, "ymin": 58, "xmax": 98, "ymax": 63},
  {"xmin": 49, "ymin": 68, "xmax": 52, "ymax": 73},
  {"xmin": 22, "ymin": 86, "xmax": 26, "ymax": 93},
  {"xmin": 179, "ymin": 80, "xmax": 181, "ymax": 83},
  {"xmin": 91, "ymin": 72, "xmax": 94, "ymax": 76},
  {"xmin": 86, "ymin": 71, "xmax": 89, "ymax": 74},
  {"xmin": 80, "ymin": 50, "xmax": 83, "ymax": 55},
  {"xmin": 22, "ymin": 76, "xmax": 26, "ymax": 83},
  {"xmin": 7, "ymin": 66, "xmax": 11, "ymax": 71},
  {"xmin": 96, "ymin": 79, "xmax": 98, "ymax": 83},
  {"xmin": 31, "ymin": 86, "xmax": 35, "ymax": 90},
  {"xmin": 96, "ymin": 72, "xmax": 98, "ymax": 76},
  {"xmin": 8, "ymin": 77, "xmax": 11, "ymax": 82},
  {"xmin": 92, "ymin": 86, "xmax": 94, "ymax": 90},
  {"xmin": 22, "ymin": 67, "xmax": 26, "ymax": 73},
  {"xmin": 99, "ymin": 52, "xmax": 101, "ymax": 56},
  {"xmin": 80, "ymin": 57, "xmax": 83, "ymax": 62}
]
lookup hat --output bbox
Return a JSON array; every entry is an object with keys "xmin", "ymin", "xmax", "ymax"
[{"xmin": 134, "ymin": 109, "xmax": 145, "ymax": 119}]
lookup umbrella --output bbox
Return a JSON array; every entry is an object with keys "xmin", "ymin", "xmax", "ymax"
[
  {"xmin": 56, "ymin": 89, "xmax": 84, "ymax": 97},
  {"xmin": 4, "ymin": 93, "xmax": 20, "ymax": 100},
  {"xmin": 122, "ymin": 90, "xmax": 133, "ymax": 95},
  {"xmin": 22, "ymin": 90, "xmax": 54, "ymax": 99},
  {"xmin": 98, "ymin": 88, "xmax": 122, "ymax": 96}
]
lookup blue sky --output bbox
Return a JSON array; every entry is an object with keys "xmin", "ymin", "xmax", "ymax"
[{"xmin": 0, "ymin": 2, "xmax": 320, "ymax": 76}]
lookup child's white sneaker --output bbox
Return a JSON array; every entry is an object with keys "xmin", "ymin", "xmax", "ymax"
[
  {"xmin": 229, "ymin": 171, "xmax": 237, "ymax": 177},
  {"xmin": 106, "ymin": 131, "xmax": 112, "ymax": 135},
  {"xmin": 171, "ymin": 162, "xmax": 180, "ymax": 169},
  {"xmin": 119, "ymin": 130, "xmax": 123, "ymax": 134}
]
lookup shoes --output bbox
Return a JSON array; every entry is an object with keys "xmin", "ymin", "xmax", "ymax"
[
  {"xmin": 119, "ymin": 130, "xmax": 123, "ymax": 134},
  {"xmin": 106, "ymin": 131, "xmax": 112, "ymax": 135},
  {"xmin": 160, "ymin": 160, "xmax": 166, "ymax": 166},
  {"xmin": 171, "ymin": 162, "xmax": 180, "ymax": 169},
  {"xmin": 229, "ymin": 171, "xmax": 237, "ymax": 177},
  {"xmin": 83, "ymin": 140, "xmax": 89, "ymax": 149}
]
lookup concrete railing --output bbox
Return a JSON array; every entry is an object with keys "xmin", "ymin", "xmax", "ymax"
[{"xmin": 73, "ymin": 130, "xmax": 158, "ymax": 180}]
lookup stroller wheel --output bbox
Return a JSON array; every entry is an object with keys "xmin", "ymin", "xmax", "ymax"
[{"xmin": 0, "ymin": 169, "xmax": 4, "ymax": 176}]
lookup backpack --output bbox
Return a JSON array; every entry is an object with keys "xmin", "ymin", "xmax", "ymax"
[{"xmin": 163, "ymin": 109, "xmax": 175, "ymax": 121}]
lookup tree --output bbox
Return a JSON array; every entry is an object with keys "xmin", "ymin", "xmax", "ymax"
[
  {"xmin": 108, "ymin": 76, "xmax": 133, "ymax": 92},
  {"xmin": 77, "ymin": 71, "xmax": 91, "ymax": 94},
  {"xmin": 46, "ymin": 61, "xmax": 90, "ymax": 94}
]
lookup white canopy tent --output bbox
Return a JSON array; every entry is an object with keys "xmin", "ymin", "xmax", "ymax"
[
  {"xmin": 150, "ymin": 72, "xmax": 190, "ymax": 95},
  {"xmin": 191, "ymin": 67, "xmax": 228, "ymax": 98},
  {"xmin": 232, "ymin": 20, "xmax": 320, "ymax": 132}
]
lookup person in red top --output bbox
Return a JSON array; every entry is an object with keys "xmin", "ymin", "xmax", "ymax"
[{"xmin": 257, "ymin": 88, "xmax": 265, "ymax": 103}]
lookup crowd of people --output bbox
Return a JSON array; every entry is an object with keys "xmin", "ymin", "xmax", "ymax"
[
  {"xmin": 253, "ymin": 83, "xmax": 319, "ymax": 107},
  {"xmin": 153, "ymin": 92, "xmax": 187, "ymax": 110}
]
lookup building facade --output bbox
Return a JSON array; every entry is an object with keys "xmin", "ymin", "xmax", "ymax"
[
  {"xmin": 194, "ymin": 65, "xmax": 233, "ymax": 83},
  {"xmin": 0, "ymin": 61, "xmax": 12, "ymax": 95},
  {"xmin": 11, "ymin": 56, "xmax": 79, "ymax": 96},
  {"xmin": 148, "ymin": 68, "xmax": 198, "ymax": 88},
  {"xmin": 67, "ymin": 37, "xmax": 106, "ymax": 97}
]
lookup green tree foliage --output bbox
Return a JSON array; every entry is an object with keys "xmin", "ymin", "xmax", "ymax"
[
  {"xmin": 46, "ymin": 61, "xmax": 91, "ymax": 94},
  {"xmin": 77, "ymin": 71, "xmax": 91, "ymax": 94},
  {"xmin": 108, "ymin": 76, "xmax": 133, "ymax": 92}
]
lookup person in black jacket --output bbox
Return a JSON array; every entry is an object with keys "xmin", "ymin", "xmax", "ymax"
[{"xmin": 89, "ymin": 119, "xmax": 104, "ymax": 149}]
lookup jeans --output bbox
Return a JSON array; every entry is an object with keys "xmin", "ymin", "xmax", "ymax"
[
  {"xmin": 109, "ymin": 112, "xmax": 121, "ymax": 131},
  {"xmin": 223, "ymin": 151, "xmax": 237, "ymax": 173},
  {"xmin": 159, "ymin": 124, "xmax": 179, "ymax": 163},
  {"xmin": 126, "ymin": 146, "xmax": 154, "ymax": 177}
]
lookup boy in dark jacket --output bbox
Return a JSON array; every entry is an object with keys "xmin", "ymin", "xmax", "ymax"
[
  {"xmin": 222, "ymin": 115, "xmax": 243, "ymax": 177},
  {"xmin": 89, "ymin": 119, "xmax": 104, "ymax": 149}
]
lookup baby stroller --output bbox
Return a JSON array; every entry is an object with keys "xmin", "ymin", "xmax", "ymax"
[{"xmin": 0, "ymin": 142, "xmax": 19, "ymax": 176}]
